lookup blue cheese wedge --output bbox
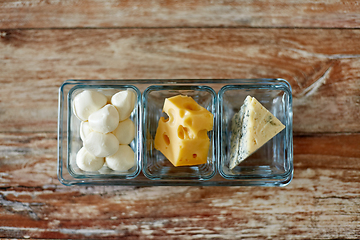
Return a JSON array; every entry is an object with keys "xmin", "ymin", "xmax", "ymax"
[{"xmin": 229, "ymin": 96, "xmax": 285, "ymax": 169}]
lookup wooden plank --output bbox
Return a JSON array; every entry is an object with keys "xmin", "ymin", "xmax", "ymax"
[
  {"xmin": 1, "ymin": 28, "xmax": 360, "ymax": 134},
  {"xmin": 1, "ymin": 0, "xmax": 360, "ymax": 29},
  {"xmin": 0, "ymin": 133, "xmax": 57, "ymax": 188},
  {"xmin": 2, "ymin": 132, "xmax": 358, "ymax": 187},
  {"xmin": 0, "ymin": 133, "xmax": 359, "ymax": 239}
]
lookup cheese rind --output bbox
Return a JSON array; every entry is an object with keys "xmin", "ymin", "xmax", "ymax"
[
  {"xmin": 229, "ymin": 96, "xmax": 285, "ymax": 169},
  {"xmin": 154, "ymin": 95, "xmax": 213, "ymax": 167}
]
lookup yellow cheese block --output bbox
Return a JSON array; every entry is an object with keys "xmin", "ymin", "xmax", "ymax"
[{"xmin": 154, "ymin": 95, "xmax": 213, "ymax": 167}]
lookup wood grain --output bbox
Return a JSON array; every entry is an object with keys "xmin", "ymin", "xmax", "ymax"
[
  {"xmin": 1, "ymin": 28, "xmax": 360, "ymax": 134},
  {"xmin": 1, "ymin": 0, "xmax": 360, "ymax": 29},
  {"xmin": 1, "ymin": 1, "xmax": 360, "ymax": 238},
  {"xmin": 0, "ymin": 133, "xmax": 360, "ymax": 239}
]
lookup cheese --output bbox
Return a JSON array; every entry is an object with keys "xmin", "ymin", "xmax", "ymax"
[
  {"xmin": 79, "ymin": 121, "xmax": 93, "ymax": 142},
  {"xmin": 106, "ymin": 145, "xmax": 135, "ymax": 171},
  {"xmin": 84, "ymin": 131, "xmax": 119, "ymax": 158},
  {"xmin": 111, "ymin": 90, "xmax": 136, "ymax": 122},
  {"xmin": 113, "ymin": 118, "xmax": 135, "ymax": 145},
  {"xmin": 229, "ymin": 96, "xmax": 285, "ymax": 169},
  {"xmin": 88, "ymin": 104, "xmax": 120, "ymax": 133},
  {"xmin": 73, "ymin": 90, "xmax": 107, "ymax": 121},
  {"xmin": 73, "ymin": 89, "xmax": 138, "ymax": 173},
  {"xmin": 76, "ymin": 147, "xmax": 105, "ymax": 172},
  {"xmin": 154, "ymin": 95, "xmax": 213, "ymax": 167}
]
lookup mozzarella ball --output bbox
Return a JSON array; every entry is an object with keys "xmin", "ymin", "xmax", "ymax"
[
  {"xmin": 73, "ymin": 90, "xmax": 107, "ymax": 121},
  {"xmin": 76, "ymin": 147, "xmax": 105, "ymax": 171},
  {"xmin": 80, "ymin": 121, "xmax": 93, "ymax": 142},
  {"xmin": 106, "ymin": 145, "xmax": 135, "ymax": 172},
  {"xmin": 88, "ymin": 104, "xmax": 120, "ymax": 133},
  {"xmin": 84, "ymin": 131, "xmax": 119, "ymax": 157},
  {"xmin": 111, "ymin": 90, "xmax": 136, "ymax": 122},
  {"xmin": 113, "ymin": 118, "xmax": 135, "ymax": 144}
]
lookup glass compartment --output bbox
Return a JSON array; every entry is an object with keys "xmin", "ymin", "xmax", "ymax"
[
  {"xmin": 58, "ymin": 81, "xmax": 142, "ymax": 186},
  {"xmin": 218, "ymin": 80, "xmax": 293, "ymax": 185},
  {"xmin": 142, "ymin": 85, "xmax": 217, "ymax": 181}
]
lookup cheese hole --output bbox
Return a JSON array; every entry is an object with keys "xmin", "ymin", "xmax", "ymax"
[
  {"xmin": 168, "ymin": 108, "xmax": 175, "ymax": 125},
  {"xmin": 184, "ymin": 117, "xmax": 192, "ymax": 127},
  {"xmin": 197, "ymin": 129, "xmax": 208, "ymax": 139},
  {"xmin": 184, "ymin": 127, "xmax": 192, "ymax": 138},
  {"xmin": 179, "ymin": 109, "xmax": 185, "ymax": 118},
  {"xmin": 178, "ymin": 125, "xmax": 185, "ymax": 139},
  {"xmin": 161, "ymin": 117, "xmax": 169, "ymax": 123},
  {"xmin": 193, "ymin": 154, "xmax": 197, "ymax": 158},
  {"xmin": 178, "ymin": 125, "xmax": 192, "ymax": 139},
  {"xmin": 163, "ymin": 134, "xmax": 170, "ymax": 145},
  {"xmin": 184, "ymin": 103, "xmax": 200, "ymax": 111}
]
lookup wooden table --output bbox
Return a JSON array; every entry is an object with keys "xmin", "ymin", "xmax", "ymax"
[{"xmin": 1, "ymin": 1, "xmax": 360, "ymax": 239}]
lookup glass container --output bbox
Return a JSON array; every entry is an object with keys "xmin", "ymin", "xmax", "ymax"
[{"xmin": 58, "ymin": 79, "xmax": 293, "ymax": 186}]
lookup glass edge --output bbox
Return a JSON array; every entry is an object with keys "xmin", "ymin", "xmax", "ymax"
[
  {"xmin": 218, "ymin": 80, "xmax": 292, "ymax": 94},
  {"xmin": 57, "ymin": 82, "xmax": 68, "ymax": 184},
  {"xmin": 63, "ymin": 78, "xmax": 292, "ymax": 87},
  {"xmin": 59, "ymin": 174, "xmax": 293, "ymax": 187}
]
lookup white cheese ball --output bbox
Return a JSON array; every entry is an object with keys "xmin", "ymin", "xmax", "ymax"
[
  {"xmin": 80, "ymin": 121, "xmax": 93, "ymax": 142},
  {"xmin": 88, "ymin": 104, "xmax": 120, "ymax": 133},
  {"xmin": 76, "ymin": 147, "xmax": 105, "ymax": 172},
  {"xmin": 111, "ymin": 90, "xmax": 136, "ymax": 122},
  {"xmin": 84, "ymin": 131, "xmax": 119, "ymax": 157},
  {"xmin": 113, "ymin": 118, "xmax": 135, "ymax": 145},
  {"xmin": 106, "ymin": 145, "xmax": 135, "ymax": 172},
  {"xmin": 73, "ymin": 90, "xmax": 107, "ymax": 121}
]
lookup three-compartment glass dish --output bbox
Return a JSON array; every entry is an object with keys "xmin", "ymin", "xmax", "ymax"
[{"xmin": 58, "ymin": 79, "xmax": 293, "ymax": 186}]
